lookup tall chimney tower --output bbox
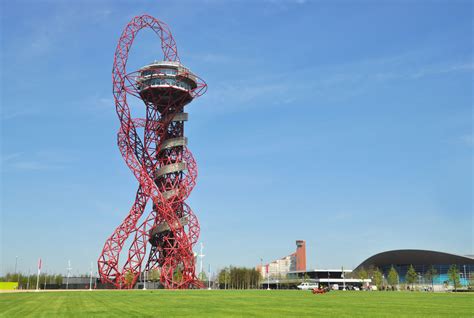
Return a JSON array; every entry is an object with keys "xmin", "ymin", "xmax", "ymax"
[{"xmin": 295, "ymin": 240, "xmax": 306, "ymax": 271}]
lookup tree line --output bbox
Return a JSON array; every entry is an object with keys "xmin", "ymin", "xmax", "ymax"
[
  {"xmin": 352, "ymin": 264, "xmax": 465, "ymax": 291},
  {"xmin": 0, "ymin": 273, "xmax": 63, "ymax": 289},
  {"xmin": 216, "ymin": 267, "xmax": 262, "ymax": 289}
]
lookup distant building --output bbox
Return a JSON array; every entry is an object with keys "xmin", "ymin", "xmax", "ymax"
[
  {"xmin": 256, "ymin": 246, "xmax": 474, "ymax": 290},
  {"xmin": 60, "ymin": 276, "xmax": 97, "ymax": 289},
  {"xmin": 261, "ymin": 268, "xmax": 370, "ymax": 290},
  {"xmin": 354, "ymin": 249, "xmax": 474, "ymax": 290},
  {"xmin": 257, "ymin": 240, "xmax": 306, "ymax": 279}
]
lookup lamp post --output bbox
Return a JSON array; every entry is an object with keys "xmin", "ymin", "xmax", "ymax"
[
  {"xmin": 15, "ymin": 256, "xmax": 20, "ymax": 288},
  {"xmin": 397, "ymin": 270, "xmax": 400, "ymax": 290},
  {"xmin": 43, "ymin": 268, "xmax": 47, "ymax": 290},
  {"xmin": 422, "ymin": 272, "xmax": 425, "ymax": 290},
  {"xmin": 27, "ymin": 268, "xmax": 30, "ymax": 290},
  {"xmin": 66, "ymin": 260, "xmax": 72, "ymax": 290},
  {"xmin": 267, "ymin": 262, "xmax": 270, "ymax": 290},
  {"xmin": 277, "ymin": 262, "xmax": 280, "ymax": 288},
  {"xmin": 328, "ymin": 271, "xmax": 331, "ymax": 289},
  {"xmin": 224, "ymin": 268, "xmax": 227, "ymax": 290},
  {"xmin": 208, "ymin": 264, "xmax": 211, "ymax": 290},
  {"xmin": 199, "ymin": 243, "xmax": 205, "ymax": 280},
  {"xmin": 35, "ymin": 259, "xmax": 41, "ymax": 291},
  {"xmin": 463, "ymin": 265, "xmax": 467, "ymax": 287},
  {"xmin": 89, "ymin": 262, "xmax": 93, "ymax": 291},
  {"xmin": 342, "ymin": 266, "xmax": 346, "ymax": 291}
]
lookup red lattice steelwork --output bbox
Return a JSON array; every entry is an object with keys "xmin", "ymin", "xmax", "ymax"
[{"xmin": 98, "ymin": 14, "xmax": 206, "ymax": 289}]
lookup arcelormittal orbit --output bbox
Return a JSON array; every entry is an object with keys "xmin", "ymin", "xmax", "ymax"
[{"xmin": 98, "ymin": 14, "xmax": 207, "ymax": 289}]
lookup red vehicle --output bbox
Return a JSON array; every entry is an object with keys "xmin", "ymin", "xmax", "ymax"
[{"xmin": 312, "ymin": 287, "xmax": 329, "ymax": 294}]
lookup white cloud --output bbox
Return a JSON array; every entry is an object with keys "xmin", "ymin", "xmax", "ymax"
[
  {"xmin": 188, "ymin": 53, "xmax": 233, "ymax": 64},
  {"xmin": 456, "ymin": 134, "xmax": 473, "ymax": 147},
  {"xmin": 410, "ymin": 62, "xmax": 474, "ymax": 79},
  {"xmin": 1, "ymin": 108, "xmax": 39, "ymax": 121},
  {"xmin": 200, "ymin": 52, "xmax": 473, "ymax": 117},
  {"xmin": 9, "ymin": 6, "xmax": 113, "ymax": 59},
  {"xmin": 1, "ymin": 150, "xmax": 76, "ymax": 172}
]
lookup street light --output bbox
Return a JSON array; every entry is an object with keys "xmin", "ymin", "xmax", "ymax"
[
  {"xmin": 43, "ymin": 268, "xmax": 47, "ymax": 290},
  {"xmin": 417, "ymin": 273, "xmax": 422, "ymax": 291},
  {"xmin": 328, "ymin": 271, "xmax": 331, "ymax": 289},
  {"xmin": 397, "ymin": 271, "xmax": 400, "ymax": 290},
  {"xmin": 27, "ymin": 268, "xmax": 31, "ymax": 290},
  {"xmin": 208, "ymin": 264, "xmax": 211, "ymax": 290},
  {"xmin": 267, "ymin": 262, "xmax": 270, "ymax": 290},
  {"xmin": 342, "ymin": 266, "xmax": 346, "ymax": 291},
  {"xmin": 15, "ymin": 256, "xmax": 20, "ymax": 288},
  {"xmin": 89, "ymin": 262, "xmax": 93, "ymax": 291},
  {"xmin": 66, "ymin": 260, "xmax": 72, "ymax": 290},
  {"xmin": 463, "ymin": 265, "xmax": 467, "ymax": 287}
]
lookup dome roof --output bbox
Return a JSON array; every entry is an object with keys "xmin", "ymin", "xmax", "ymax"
[{"xmin": 355, "ymin": 249, "xmax": 474, "ymax": 271}]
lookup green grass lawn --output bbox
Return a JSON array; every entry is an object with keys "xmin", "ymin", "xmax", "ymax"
[{"xmin": 1, "ymin": 290, "xmax": 473, "ymax": 317}]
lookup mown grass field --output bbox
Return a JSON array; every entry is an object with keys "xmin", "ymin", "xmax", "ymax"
[{"xmin": 1, "ymin": 290, "xmax": 472, "ymax": 317}]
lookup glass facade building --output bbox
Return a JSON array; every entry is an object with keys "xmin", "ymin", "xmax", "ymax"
[{"xmin": 355, "ymin": 250, "xmax": 474, "ymax": 287}]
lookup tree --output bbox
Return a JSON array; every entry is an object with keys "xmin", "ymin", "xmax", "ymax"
[
  {"xmin": 198, "ymin": 270, "xmax": 208, "ymax": 282},
  {"xmin": 303, "ymin": 273, "xmax": 310, "ymax": 282},
  {"xmin": 448, "ymin": 265, "xmax": 461, "ymax": 291},
  {"xmin": 218, "ymin": 268, "xmax": 230, "ymax": 289},
  {"xmin": 124, "ymin": 271, "xmax": 134, "ymax": 288},
  {"xmin": 55, "ymin": 274, "xmax": 63, "ymax": 286},
  {"xmin": 387, "ymin": 266, "xmax": 399, "ymax": 289},
  {"xmin": 355, "ymin": 267, "xmax": 368, "ymax": 289},
  {"xmin": 424, "ymin": 266, "xmax": 438, "ymax": 291},
  {"xmin": 216, "ymin": 267, "xmax": 261, "ymax": 289},
  {"xmin": 148, "ymin": 268, "xmax": 161, "ymax": 282},
  {"xmin": 372, "ymin": 268, "xmax": 383, "ymax": 289},
  {"xmin": 405, "ymin": 265, "xmax": 417, "ymax": 289},
  {"xmin": 367, "ymin": 265, "xmax": 376, "ymax": 279},
  {"xmin": 468, "ymin": 274, "xmax": 474, "ymax": 291},
  {"xmin": 173, "ymin": 269, "xmax": 183, "ymax": 284}
]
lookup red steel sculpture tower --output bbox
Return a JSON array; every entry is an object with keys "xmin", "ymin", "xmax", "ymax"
[{"xmin": 98, "ymin": 14, "xmax": 206, "ymax": 289}]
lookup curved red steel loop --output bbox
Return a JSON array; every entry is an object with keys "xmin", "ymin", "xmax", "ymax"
[{"xmin": 98, "ymin": 14, "xmax": 206, "ymax": 289}]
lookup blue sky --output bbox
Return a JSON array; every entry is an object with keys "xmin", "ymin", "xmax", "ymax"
[{"xmin": 1, "ymin": 0, "xmax": 472, "ymax": 276}]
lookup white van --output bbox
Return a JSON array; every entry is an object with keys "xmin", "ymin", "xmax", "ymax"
[{"xmin": 297, "ymin": 282, "xmax": 319, "ymax": 290}]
